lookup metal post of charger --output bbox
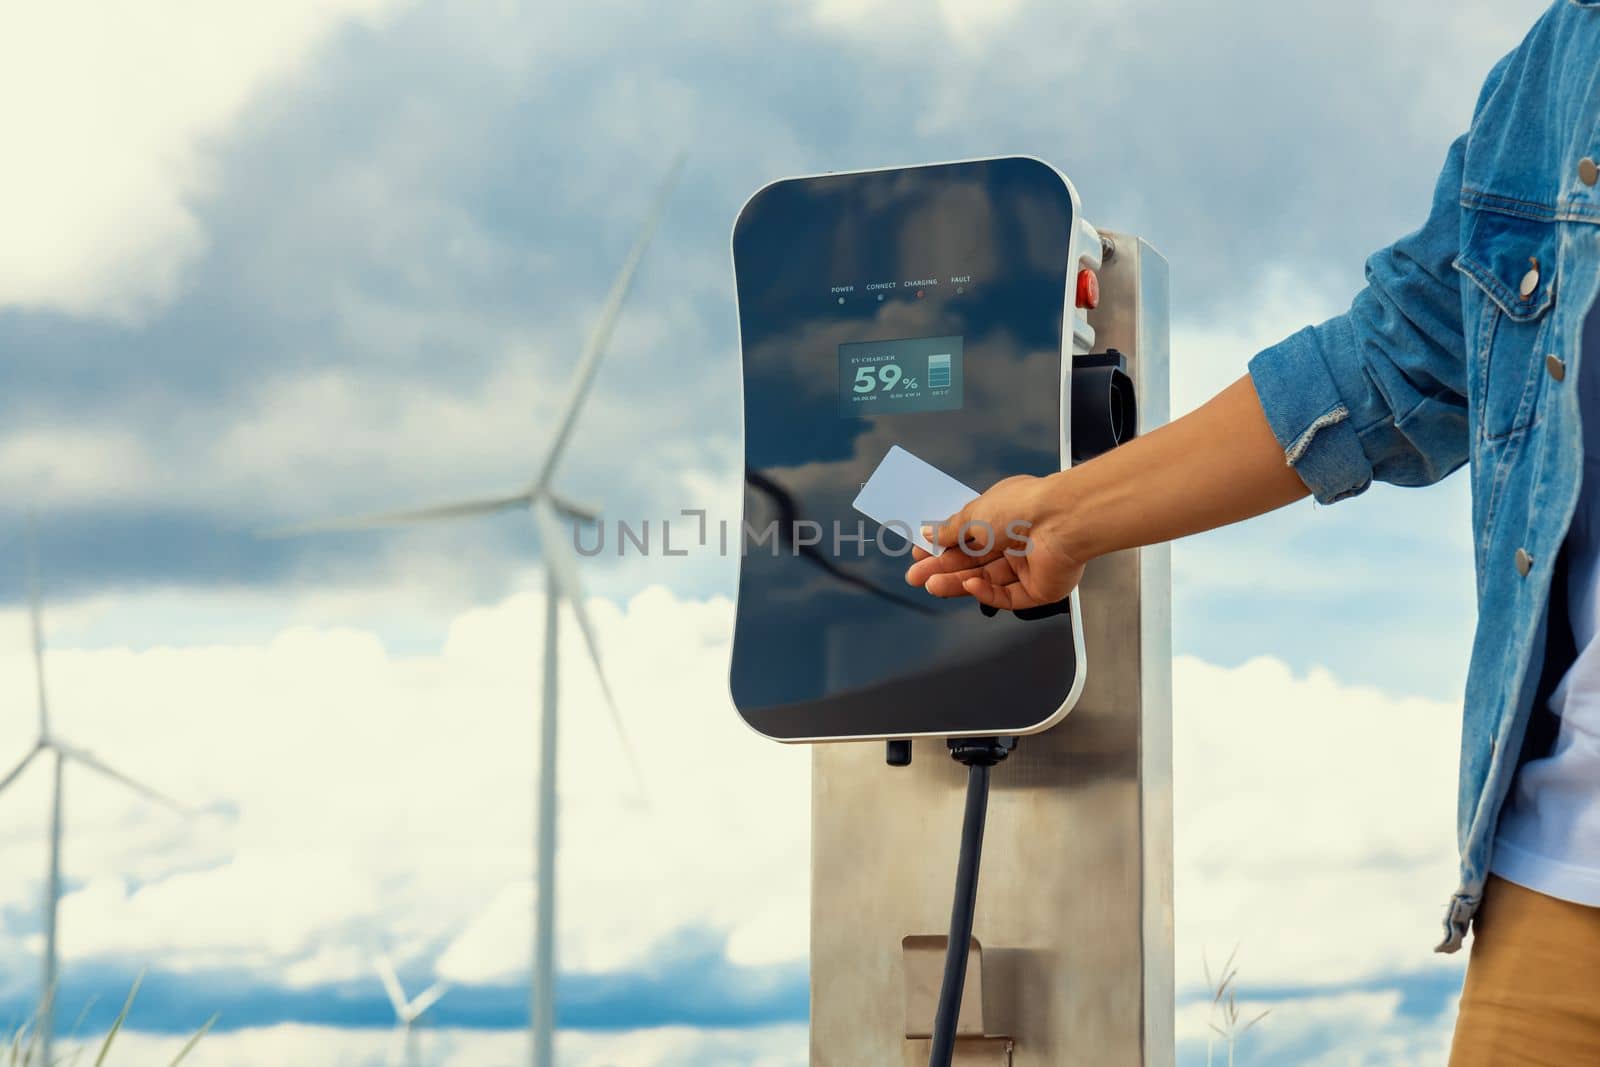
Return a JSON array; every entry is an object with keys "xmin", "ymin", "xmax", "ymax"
[{"xmin": 809, "ymin": 233, "xmax": 1173, "ymax": 1067}]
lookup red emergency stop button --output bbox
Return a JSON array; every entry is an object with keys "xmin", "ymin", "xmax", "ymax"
[{"xmin": 1076, "ymin": 269, "xmax": 1100, "ymax": 310}]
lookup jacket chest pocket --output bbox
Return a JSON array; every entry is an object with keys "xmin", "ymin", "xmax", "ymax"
[{"xmin": 1455, "ymin": 205, "xmax": 1558, "ymax": 442}]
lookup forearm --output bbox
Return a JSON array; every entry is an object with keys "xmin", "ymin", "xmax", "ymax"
[{"xmin": 1043, "ymin": 374, "xmax": 1308, "ymax": 563}]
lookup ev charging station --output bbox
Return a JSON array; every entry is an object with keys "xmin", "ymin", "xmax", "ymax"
[{"xmin": 730, "ymin": 157, "xmax": 1172, "ymax": 1067}]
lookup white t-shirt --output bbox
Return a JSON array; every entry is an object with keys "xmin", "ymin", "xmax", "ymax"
[{"xmin": 1492, "ymin": 296, "xmax": 1600, "ymax": 906}]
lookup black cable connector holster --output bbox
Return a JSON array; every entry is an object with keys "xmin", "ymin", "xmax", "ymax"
[{"xmin": 947, "ymin": 736, "xmax": 1016, "ymax": 768}]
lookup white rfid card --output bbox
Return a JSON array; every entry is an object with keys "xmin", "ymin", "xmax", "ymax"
[{"xmin": 851, "ymin": 445, "xmax": 979, "ymax": 556}]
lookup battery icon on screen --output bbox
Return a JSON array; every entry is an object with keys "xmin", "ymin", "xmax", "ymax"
[{"xmin": 927, "ymin": 353, "xmax": 952, "ymax": 388}]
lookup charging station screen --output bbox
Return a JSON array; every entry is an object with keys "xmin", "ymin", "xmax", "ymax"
[
  {"xmin": 839, "ymin": 335, "xmax": 964, "ymax": 416},
  {"xmin": 731, "ymin": 157, "xmax": 1079, "ymax": 741}
]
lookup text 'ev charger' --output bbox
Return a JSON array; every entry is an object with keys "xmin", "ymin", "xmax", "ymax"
[{"xmin": 728, "ymin": 157, "xmax": 1172, "ymax": 1067}]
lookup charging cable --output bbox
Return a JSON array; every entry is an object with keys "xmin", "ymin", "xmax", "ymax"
[{"xmin": 928, "ymin": 736, "xmax": 1015, "ymax": 1067}]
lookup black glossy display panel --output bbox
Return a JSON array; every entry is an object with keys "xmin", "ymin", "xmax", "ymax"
[{"xmin": 730, "ymin": 158, "xmax": 1079, "ymax": 740}]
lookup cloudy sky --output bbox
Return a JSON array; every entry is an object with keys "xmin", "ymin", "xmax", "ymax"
[{"xmin": 0, "ymin": 0, "xmax": 1555, "ymax": 1063}]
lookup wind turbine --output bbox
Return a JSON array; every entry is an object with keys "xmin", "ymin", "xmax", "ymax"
[
  {"xmin": 0, "ymin": 532, "xmax": 185, "ymax": 1065},
  {"xmin": 375, "ymin": 954, "xmax": 449, "ymax": 1067},
  {"xmin": 278, "ymin": 156, "xmax": 682, "ymax": 1067}
]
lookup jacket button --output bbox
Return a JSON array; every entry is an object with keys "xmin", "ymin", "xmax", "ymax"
[
  {"xmin": 1520, "ymin": 267, "xmax": 1540, "ymax": 299},
  {"xmin": 1548, "ymin": 354, "xmax": 1567, "ymax": 381},
  {"xmin": 1582, "ymin": 157, "xmax": 1599, "ymax": 187},
  {"xmin": 1516, "ymin": 548, "xmax": 1535, "ymax": 577}
]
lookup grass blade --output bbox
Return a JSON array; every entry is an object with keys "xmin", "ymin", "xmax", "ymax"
[
  {"xmin": 166, "ymin": 1014, "xmax": 216, "ymax": 1067},
  {"xmin": 1241, "ymin": 1007, "xmax": 1271, "ymax": 1034},
  {"xmin": 67, "ymin": 995, "xmax": 100, "ymax": 1045},
  {"xmin": 7, "ymin": 1019, "xmax": 31, "ymax": 1067},
  {"xmin": 91, "ymin": 974, "xmax": 142, "ymax": 1067},
  {"xmin": 18, "ymin": 1016, "xmax": 39, "ymax": 1067}
]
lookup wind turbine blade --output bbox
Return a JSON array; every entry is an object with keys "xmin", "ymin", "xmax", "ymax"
[
  {"xmin": 26, "ymin": 519, "xmax": 49, "ymax": 737},
  {"xmin": 406, "ymin": 980, "xmax": 449, "ymax": 1020},
  {"xmin": 374, "ymin": 955, "xmax": 409, "ymax": 1020},
  {"xmin": 531, "ymin": 501, "xmax": 648, "ymax": 798},
  {"xmin": 267, "ymin": 492, "xmax": 534, "ymax": 538},
  {"xmin": 547, "ymin": 491, "xmax": 602, "ymax": 525},
  {"xmin": 53, "ymin": 742, "xmax": 184, "ymax": 814},
  {"xmin": 529, "ymin": 154, "xmax": 685, "ymax": 496},
  {"xmin": 0, "ymin": 744, "xmax": 42, "ymax": 796}
]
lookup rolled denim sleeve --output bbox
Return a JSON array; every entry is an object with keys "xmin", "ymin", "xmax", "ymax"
[{"xmin": 1248, "ymin": 131, "xmax": 1474, "ymax": 505}]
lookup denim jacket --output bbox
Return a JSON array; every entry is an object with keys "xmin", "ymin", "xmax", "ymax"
[{"xmin": 1247, "ymin": 0, "xmax": 1600, "ymax": 952}]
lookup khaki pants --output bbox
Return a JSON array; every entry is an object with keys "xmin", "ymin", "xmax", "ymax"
[{"xmin": 1449, "ymin": 875, "xmax": 1600, "ymax": 1066}]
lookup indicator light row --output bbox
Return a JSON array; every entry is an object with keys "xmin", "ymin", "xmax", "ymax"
[{"xmin": 834, "ymin": 286, "xmax": 967, "ymax": 305}]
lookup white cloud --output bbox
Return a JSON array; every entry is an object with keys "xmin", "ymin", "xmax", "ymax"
[
  {"xmin": 0, "ymin": 301, "xmax": 731, "ymax": 540},
  {"xmin": 52, "ymin": 853, "xmax": 384, "ymax": 978},
  {"xmin": 1177, "ymin": 988, "xmax": 1456, "ymax": 1067},
  {"xmin": 1173, "ymin": 655, "xmax": 1464, "ymax": 993},
  {"xmin": 0, "ymin": 0, "xmax": 407, "ymax": 321},
  {"xmin": 812, "ymin": 0, "xmax": 1027, "ymax": 42},
  {"xmin": 722, "ymin": 890, "xmax": 809, "ymax": 969},
  {"xmin": 0, "ymin": 584, "xmax": 808, "ymax": 992},
  {"xmin": 0, "ymin": 427, "xmax": 155, "ymax": 505},
  {"xmin": 433, "ymin": 881, "xmax": 533, "ymax": 984},
  {"xmin": 0, "ymin": 586, "xmax": 1470, "ymax": 1057}
]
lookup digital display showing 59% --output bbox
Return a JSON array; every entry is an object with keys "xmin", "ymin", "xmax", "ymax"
[{"xmin": 837, "ymin": 335, "xmax": 964, "ymax": 417}]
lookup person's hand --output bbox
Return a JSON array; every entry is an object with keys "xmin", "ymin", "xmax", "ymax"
[{"xmin": 903, "ymin": 473, "xmax": 1086, "ymax": 611}]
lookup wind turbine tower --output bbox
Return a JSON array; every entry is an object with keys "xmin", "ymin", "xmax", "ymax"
[{"xmin": 0, "ymin": 533, "xmax": 185, "ymax": 1064}]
